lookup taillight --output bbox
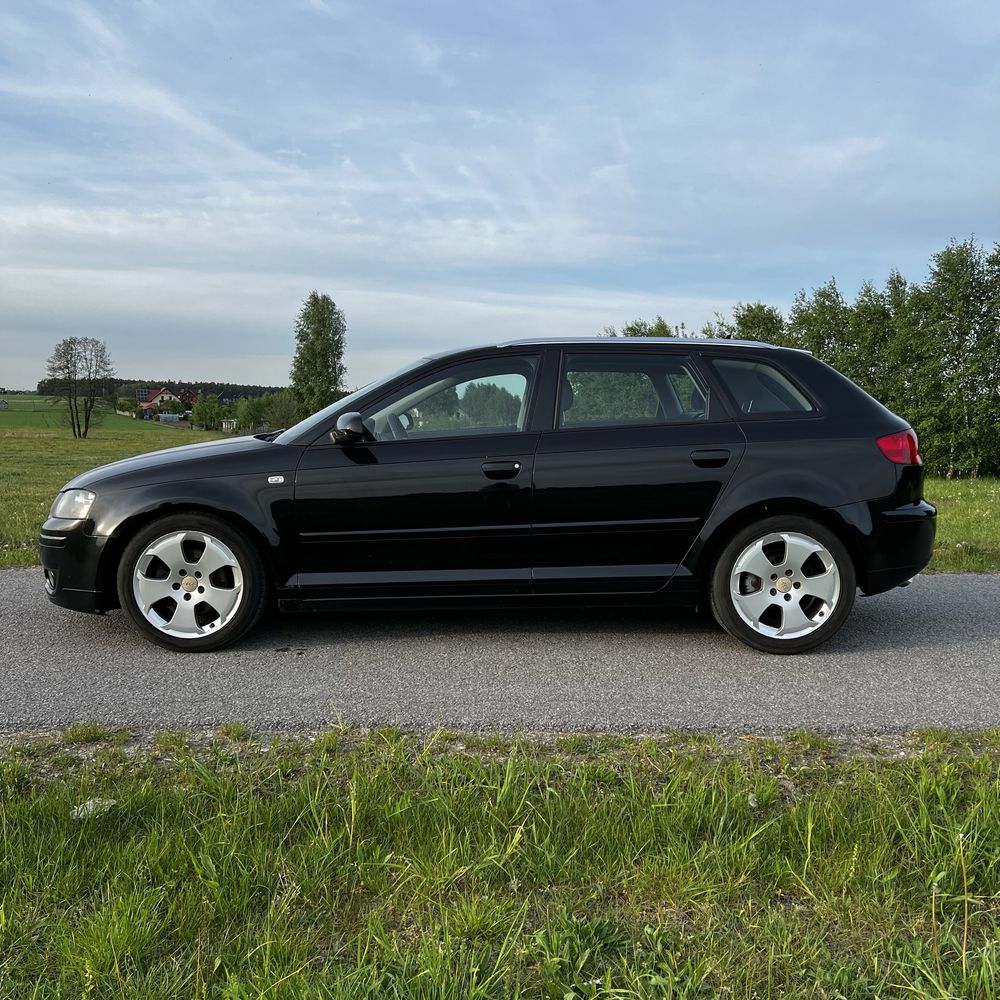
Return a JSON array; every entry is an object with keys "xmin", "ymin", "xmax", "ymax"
[{"xmin": 876, "ymin": 429, "xmax": 922, "ymax": 465}]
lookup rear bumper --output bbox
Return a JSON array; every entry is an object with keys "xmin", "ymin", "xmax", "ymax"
[
  {"xmin": 838, "ymin": 498, "xmax": 937, "ymax": 595},
  {"xmin": 39, "ymin": 518, "xmax": 110, "ymax": 614}
]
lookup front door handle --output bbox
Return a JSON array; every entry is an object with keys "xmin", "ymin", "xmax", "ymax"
[
  {"xmin": 690, "ymin": 448, "xmax": 731, "ymax": 468},
  {"xmin": 481, "ymin": 460, "xmax": 522, "ymax": 480}
]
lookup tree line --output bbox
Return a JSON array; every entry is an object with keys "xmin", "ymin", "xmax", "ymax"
[
  {"xmin": 611, "ymin": 238, "xmax": 1000, "ymax": 478},
  {"xmin": 36, "ymin": 376, "xmax": 286, "ymax": 400}
]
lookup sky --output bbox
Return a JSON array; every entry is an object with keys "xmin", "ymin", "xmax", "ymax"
[{"xmin": 1, "ymin": 1, "xmax": 998, "ymax": 391}]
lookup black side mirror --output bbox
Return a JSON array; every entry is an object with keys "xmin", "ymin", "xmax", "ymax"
[{"xmin": 331, "ymin": 411, "xmax": 365, "ymax": 445}]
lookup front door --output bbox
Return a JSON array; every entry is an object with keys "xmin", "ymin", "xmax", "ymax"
[
  {"xmin": 293, "ymin": 354, "xmax": 542, "ymax": 600},
  {"xmin": 531, "ymin": 349, "xmax": 746, "ymax": 593}
]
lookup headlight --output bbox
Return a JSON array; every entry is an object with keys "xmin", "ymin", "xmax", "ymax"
[{"xmin": 50, "ymin": 489, "xmax": 96, "ymax": 520}]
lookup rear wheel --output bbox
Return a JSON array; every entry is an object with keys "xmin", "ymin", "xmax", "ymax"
[
  {"xmin": 116, "ymin": 513, "xmax": 267, "ymax": 651},
  {"xmin": 709, "ymin": 515, "xmax": 856, "ymax": 654}
]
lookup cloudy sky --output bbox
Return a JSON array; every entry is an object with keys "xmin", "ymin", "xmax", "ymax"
[{"xmin": 1, "ymin": 0, "xmax": 997, "ymax": 390}]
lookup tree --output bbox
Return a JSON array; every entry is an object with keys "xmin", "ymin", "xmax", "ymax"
[
  {"xmin": 44, "ymin": 337, "xmax": 116, "ymax": 438},
  {"xmin": 192, "ymin": 394, "xmax": 223, "ymax": 430},
  {"xmin": 604, "ymin": 315, "xmax": 676, "ymax": 338},
  {"xmin": 117, "ymin": 396, "xmax": 140, "ymax": 416},
  {"xmin": 289, "ymin": 292, "xmax": 347, "ymax": 419},
  {"xmin": 235, "ymin": 395, "xmax": 267, "ymax": 432},
  {"xmin": 730, "ymin": 302, "xmax": 787, "ymax": 344},
  {"xmin": 786, "ymin": 279, "xmax": 852, "ymax": 361},
  {"xmin": 262, "ymin": 390, "xmax": 298, "ymax": 431},
  {"xmin": 913, "ymin": 239, "xmax": 1000, "ymax": 476},
  {"xmin": 460, "ymin": 382, "xmax": 522, "ymax": 426}
]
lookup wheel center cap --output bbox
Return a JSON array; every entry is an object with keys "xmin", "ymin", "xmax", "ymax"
[
  {"xmin": 181, "ymin": 576, "xmax": 198, "ymax": 593},
  {"xmin": 776, "ymin": 576, "xmax": 792, "ymax": 594}
]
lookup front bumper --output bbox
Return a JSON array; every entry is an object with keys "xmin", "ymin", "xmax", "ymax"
[{"xmin": 40, "ymin": 517, "xmax": 111, "ymax": 613}]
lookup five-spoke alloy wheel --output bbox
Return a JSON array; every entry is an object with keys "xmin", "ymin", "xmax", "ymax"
[
  {"xmin": 117, "ymin": 513, "xmax": 267, "ymax": 651},
  {"xmin": 710, "ymin": 515, "xmax": 856, "ymax": 653}
]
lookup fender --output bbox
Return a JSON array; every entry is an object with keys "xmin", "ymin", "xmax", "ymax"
[
  {"xmin": 89, "ymin": 472, "xmax": 299, "ymax": 600},
  {"xmin": 675, "ymin": 434, "xmax": 901, "ymax": 591}
]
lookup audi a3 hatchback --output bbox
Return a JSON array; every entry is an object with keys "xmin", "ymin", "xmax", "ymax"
[{"xmin": 41, "ymin": 338, "xmax": 936, "ymax": 654}]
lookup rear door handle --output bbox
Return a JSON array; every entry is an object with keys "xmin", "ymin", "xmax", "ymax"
[
  {"xmin": 481, "ymin": 460, "xmax": 522, "ymax": 480},
  {"xmin": 690, "ymin": 448, "xmax": 731, "ymax": 468}
]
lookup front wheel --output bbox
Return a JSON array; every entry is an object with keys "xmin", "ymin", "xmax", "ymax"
[
  {"xmin": 116, "ymin": 513, "xmax": 267, "ymax": 651},
  {"xmin": 709, "ymin": 516, "xmax": 856, "ymax": 654}
]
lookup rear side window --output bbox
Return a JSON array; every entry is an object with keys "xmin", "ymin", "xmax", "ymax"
[
  {"xmin": 559, "ymin": 353, "xmax": 709, "ymax": 428},
  {"xmin": 709, "ymin": 358, "xmax": 813, "ymax": 415}
]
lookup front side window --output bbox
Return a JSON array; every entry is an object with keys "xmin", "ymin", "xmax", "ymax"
[
  {"xmin": 559, "ymin": 353, "xmax": 709, "ymax": 429},
  {"xmin": 709, "ymin": 358, "xmax": 813, "ymax": 415},
  {"xmin": 362, "ymin": 356, "xmax": 539, "ymax": 441}
]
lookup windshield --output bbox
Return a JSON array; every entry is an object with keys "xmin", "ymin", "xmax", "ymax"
[{"xmin": 273, "ymin": 356, "xmax": 430, "ymax": 445}]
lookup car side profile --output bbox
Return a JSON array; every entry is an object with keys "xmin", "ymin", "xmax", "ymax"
[{"xmin": 40, "ymin": 337, "xmax": 936, "ymax": 654}]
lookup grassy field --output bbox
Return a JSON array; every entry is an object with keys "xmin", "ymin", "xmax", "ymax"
[
  {"xmin": 1, "ymin": 398, "xmax": 997, "ymax": 571},
  {"xmin": 3, "ymin": 726, "xmax": 1000, "ymax": 998},
  {"xmin": 924, "ymin": 477, "xmax": 1000, "ymax": 573},
  {"xmin": 0, "ymin": 397, "xmax": 222, "ymax": 568}
]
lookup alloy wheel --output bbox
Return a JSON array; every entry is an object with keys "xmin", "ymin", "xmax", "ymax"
[
  {"xmin": 132, "ymin": 530, "xmax": 244, "ymax": 640},
  {"xmin": 729, "ymin": 530, "xmax": 841, "ymax": 639}
]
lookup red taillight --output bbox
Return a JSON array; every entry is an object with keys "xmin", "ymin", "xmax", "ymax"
[{"xmin": 876, "ymin": 429, "xmax": 922, "ymax": 465}]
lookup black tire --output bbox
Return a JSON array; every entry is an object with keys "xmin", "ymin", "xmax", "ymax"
[
  {"xmin": 116, "ymin": 513, "xmax": 267, "ymax": 652},
  {"xmin": 709, "ymin": 515, "xmax": 856, "ymax": 654}
]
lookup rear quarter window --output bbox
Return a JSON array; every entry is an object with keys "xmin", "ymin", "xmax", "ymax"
[{"xmin": 709, "ymin": 358, "xmax": 814, "ymax": 416}]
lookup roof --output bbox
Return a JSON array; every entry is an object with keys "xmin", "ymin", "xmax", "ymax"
[{"xmin": 424, "ymin": 336, "xmax": 783, "ymax": 360}]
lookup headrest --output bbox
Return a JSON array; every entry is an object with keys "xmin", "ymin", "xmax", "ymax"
[{"xmin": 561, "ymin": 378, "xmax": 574, "ymax": 410}]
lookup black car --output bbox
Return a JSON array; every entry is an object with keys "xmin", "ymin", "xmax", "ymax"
[{"xmin": 41, "ymin": 337, "xmax": 936, "ymax": 654}]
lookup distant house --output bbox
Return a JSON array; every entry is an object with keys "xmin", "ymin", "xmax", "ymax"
[
  {"xmin": 147, "ymin": 387, "xmax": 179, "ymax": 407},
  {"xmin": 136, "ymin": 386, "xmax": 182, "ymax": 408},
  {"xmin": 177, "ymin": 388, "xmax": 198, "ymax": 405}
]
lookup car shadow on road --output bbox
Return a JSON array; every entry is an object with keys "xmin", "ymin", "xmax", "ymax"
[{"xmin": 229, "ymin": 580, "xmax": 984, "ymax": 657}]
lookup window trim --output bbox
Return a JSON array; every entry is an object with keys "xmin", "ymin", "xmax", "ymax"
[
  {"xmin": 309, "ymin": 351, "xmax": 545, "ymax": 447},
  {"xmin": 551, "ymin": 349, "xmax": 722, "ymax": 432},
  {"xmin": 703, "ymin": 353, "xmax": 823, "ymax": 421}
]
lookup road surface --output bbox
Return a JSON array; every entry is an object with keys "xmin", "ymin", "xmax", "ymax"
[{"xmin": 2, "ymin": 567, "xmax": 998, "ymax": 734}]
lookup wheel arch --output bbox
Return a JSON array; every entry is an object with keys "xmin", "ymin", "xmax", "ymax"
[
  {"xmin": 690, "ymin": 498, "xmax": 869, "ymax": 597},
  {"xmin": 97, "ymin": 502, "xmax": 276, "ymax": 610}
]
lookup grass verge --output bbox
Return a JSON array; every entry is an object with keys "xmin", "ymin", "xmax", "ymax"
[{"xmin": 3, "ymin": 726, "xmax": 1000, "ymax": 997}]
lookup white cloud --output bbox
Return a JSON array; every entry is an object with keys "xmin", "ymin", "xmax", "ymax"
[{"xmin": 0, "ymin": 0, "xmax": 996, "ymax": 390}]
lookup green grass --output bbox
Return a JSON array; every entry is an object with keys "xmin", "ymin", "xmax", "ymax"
[
  {"xmin": 0, "ymin": 402, "xmax": 997, "ymax": 571},
  {"xmin": 927, "ymin": 477, "xmax": 1000, "ymax": 572},
  {"xmin": 3, "ymin": 727, "xmax": 1000, "ymax": 997},
  {"xmin": 61, "ymin": 721, "xmax": 127, "ymax": 745},
  {"xmin": 0, "ymin": 399, "xmax": 222, "ymax": 567},
  {"xmin": 215, "ymin": 720, "xmax": 253, "ymax": 742}
]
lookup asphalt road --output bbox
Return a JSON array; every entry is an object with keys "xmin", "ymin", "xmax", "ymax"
[{"xmin": 1, "ymin": 567, "xmax": 998, "ymax": 734}]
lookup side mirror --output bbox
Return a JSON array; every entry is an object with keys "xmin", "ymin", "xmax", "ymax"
[{"xmin": 331, "ymin": 411, "xmax": 365, "ymax": 445}]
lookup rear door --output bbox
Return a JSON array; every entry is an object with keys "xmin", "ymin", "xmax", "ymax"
[{"xmin": 531, "ymin": 349, "xmax": 746, "ymax": 593}]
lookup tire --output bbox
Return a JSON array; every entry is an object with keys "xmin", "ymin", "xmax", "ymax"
[
  {"xmin": 709, "ymin": 515, "xmax": 856, "ymax": 654},
  {"xmin": 116, "ymin": 513, "xmax": 267, "ymax": 652}
]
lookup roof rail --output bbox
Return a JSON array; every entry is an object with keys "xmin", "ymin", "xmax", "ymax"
[{"xmin": 495, "ymin": 336, "xmax": 780, "ymax": 349}]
